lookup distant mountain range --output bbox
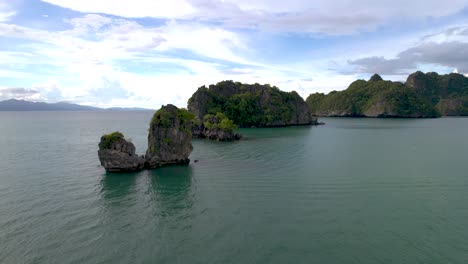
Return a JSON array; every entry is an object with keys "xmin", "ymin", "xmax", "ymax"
[{"xmin": 0, "ymin": 99, "xmax": 153, "ymax": 111}]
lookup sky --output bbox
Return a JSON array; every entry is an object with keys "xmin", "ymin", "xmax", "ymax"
[{"xmin": 0, "ymin": 0, "xmax": 468, "ymax": 108}]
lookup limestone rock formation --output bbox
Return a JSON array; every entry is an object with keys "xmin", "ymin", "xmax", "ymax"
[
  {"xmin": 406, "ymin": 71, "xmax": 468, "ymax": 116},
  {"xmin": 369, "ymin": 74, "xmax": 383, "ymax": 82},
  {"xmin": 98, "ymin": 131, "xmax": 145, "ymax": 172},
  {"xmin": 192, "ymin": 113, "xmax": 241, "ymax": 141},
  {"xmin": 436, "ymin": 98, "xmax": 468, "ymax": 116},
  {"xmin": 306, "ymin": 75, "xmax": 440, "ymax": 118},
  {"xmin": 188, "ymin": 81, "xmax": 318, "ymax": 128},
  {"xmin": 146, "ymin": 104, "xmax": 194, "ymax": 168}
]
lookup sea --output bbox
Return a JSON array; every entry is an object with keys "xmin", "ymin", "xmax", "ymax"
[{"xmin": 1, "ymin": 111, "xmax": 467, "ymax": 264}]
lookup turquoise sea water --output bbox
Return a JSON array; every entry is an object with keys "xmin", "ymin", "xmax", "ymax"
[{"xmin": 1, "ymin": 111, "xmax": 468, "ymax": 264}]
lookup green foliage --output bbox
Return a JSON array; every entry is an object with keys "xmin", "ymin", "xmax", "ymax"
[
  {"xmin": 150, "ymin": 108, "xmax": 172, "ymax": 128},
  {"xmin": 405, "ymin": 71, "xmax": 468, "ymax": 116},
  {"xmin": 203, "ymin": 112, "xmax": 238, "ymax": 132},
  {"xmin": 101, "ymin": 131, "xmax": 124, "ymax": 149},
  {"xmin": 150, "ymin": 106, "xmax": 194, "ymax": 129},
  {"xmin": 176, "ymin": 108, "xmax": 195, "ymax": 122},
  {"xmin": 306, "ymin": 93, "xmax": 326, "ymax": 113},
  {"xmin": 188, "ymin": 80, "xmax": 306, "ymax": 127},
  {"xmin": 192, "ymin": 117, "xmax": 201, "ymax": 126},
  {"xmin": 306, "ymin": 79, "xmax": 440, "ymax": 117},
  {"xmin": 218, "ymin": 118, "xmax": 237, "ymax": 132},
  {"xmin": 224, "ymin": 92, "xmax": 263, "ymax": 127}
]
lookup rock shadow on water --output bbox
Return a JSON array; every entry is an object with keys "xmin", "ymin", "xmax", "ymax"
[
  {"xmin": 147, "ymin": 165, "xmax": 195, "ymax": 219},
  {"xmin": 100, "ymin": 171, "xmax": 141, "ymax": 201}
]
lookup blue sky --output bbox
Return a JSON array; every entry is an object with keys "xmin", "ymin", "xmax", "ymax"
[{"xmin": 0, "ymin": 0, "xmax": 468, "ymax": 108}]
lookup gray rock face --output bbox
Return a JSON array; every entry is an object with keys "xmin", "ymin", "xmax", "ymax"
[
  {"xmin": 192, "ymin": 122, "xmax": 241, "ymax": 141},
  {"xmin": 145, "ymin": 104, "xmax": 194, "ymax": 168},
  {"xmin": 202, "ymin": 128, "xmax": 242, "ymax": 141},
  {"xmin": 98, "ymin": 132, "xmax": 145, "ymax": 172},
  {"xmin": 192, "ymin": 113, "xmax": 241, "ymax": 141},
  {"xmin": 284, "ymin": 91, "xmax": 318, "ymax": 126},
  {"xmin": 369, "ymin": 74, "xmax": 383, "ymax": 82},
  {"xmin": 437, "ymin": 98, "xmax": 468, "ymax": 116}
]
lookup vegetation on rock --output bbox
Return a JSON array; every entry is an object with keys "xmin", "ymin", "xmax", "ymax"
[
  {"xmin": 146, "ymin": 104, "xmax": 194, "ymax": 168},
  {"xmin": 98, "ymin": 131, "xmax": 145, "ymax": 172},
  {"xmin": 406, "ymin": 71, "xmax": 468, "ymax": 116},
  {"xmin": 307, "ymin": 72, "xmax": 468, "ymax": 118},
  {"xmin": 188, "ymin": 81, "xmax": 317, "ymax": 128},
  {"xmin": 150, "ymin": 107, "xmax": 194, "ymax": 129},
  {"xmin": 306, "ymin": 74, "xmax": 441, "ymax": 118},
  {"xmin": 203, "ymin": 113, "xmax": 238, "ymax": 132},
  {"xmin": 100, "ymin": 131, "xmax": 125, "ymax": 149}
]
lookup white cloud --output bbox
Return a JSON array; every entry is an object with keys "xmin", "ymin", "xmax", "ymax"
[
  {"xmin": 0, "ymin": 11, "xmax": 14, "ymax": 22},
  {"xmin": 39, "ymin": 0, "xmax": 468, "ymax": 34},
  {"xmin": 348, "ymin": 25, "xmax": 468, "ymax": 74},
  {"xmin": 66, "ymin": 14, "xmax": 113, "ymax": 31},
  {"xmin": 0, "ymin": 2, "xmax": 15, "ymax": 22},
  {"xmin": 0, "ymin": 87, "xmax": 39, "ymax": 101},
  {"xmin": 155, "ymin": 21, "xmax": 250, "ymax": 64},
  {"xmin": 0, "ymin": 14, "xmax": 281, "ymax": 107},
  {"xmin": 41, "ymin": 0, "xmax": 196, "ymax": 19},
  {"xmin": 4, "ymin": 2, "xmax": 467, "ymax": 107}
]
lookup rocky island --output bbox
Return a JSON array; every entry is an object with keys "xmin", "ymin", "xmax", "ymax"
[
  {"xmin": 192, "ymin": 112, "xmax": 241, "ymax": 141},
  {"xmin": 98, "ymin": 104, "xmax": 194, "ymax": 172},
  {"xmin": 97, "ymin": 131, "xmax": 145, "ymax": 172},
  {"xmin": 306, "ymin": 72, "xmax": 468, "ymax": 118},
  {"xmin": 187, "ymin": 81, "xmax": 317, "ymax": 140},
  {"xmin": 306, "ymin": 74, "xmax": 438, "ymax": 118},
  {"xmin": 145, "ymin": 104, "xmax": 194, "ymax": 168},
  {"xmin": 406, "ymin": 71, "xmax": 468, "ymax": 116},
  {"xmin": 98, "ymin": 81, "xmax": 322, "ymax": 171}
]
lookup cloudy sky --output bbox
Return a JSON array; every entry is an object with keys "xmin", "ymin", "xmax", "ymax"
[{"xmin": 0, "ymin": 0, "xmax": 468, "ymax": 108}]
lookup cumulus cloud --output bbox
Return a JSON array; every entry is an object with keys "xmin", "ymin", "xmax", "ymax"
[
  {"xmin": 39, "ymin": 0, "xmax": 468, "ymax": 34},
  {"xmin": 0, "ymin": 84, "xmax": 67, "ymax": 102},
  {"xmin": 0, "ymin": 14, "xmax": 281, "ymax": 107},
  {"xmin": 348, "ymin": 26, "xmax": 468, "ymax": 74},
  {"xmin": 3, "ymin": 2, "xmax": 466, "ymax": 107},
  {"xmin": 0, "ymin": 87, "xmax": 39, "ymax": 100}
]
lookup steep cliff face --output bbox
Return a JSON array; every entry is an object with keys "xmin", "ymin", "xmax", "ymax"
[
  {"xmin": 146, "ymin": 104, "xmax": 194, "ymax": 168},
  {"xmin": 188, "ymin": 81, "xmax": 317, "ymax": 128},
  {"xmin": 406, "ymin": 71, "xmax": 468, "ymax": 116},
  {"xmin": 436, "ymin": 99, "xmax": 468, "ymax": 116},
  {"xmin": 98, "ymin": 132, "xmax": 145, "ymax": 172},
  {"xmin": 306, "ymin": 75, "xmax": 439, "ymax": 118}
]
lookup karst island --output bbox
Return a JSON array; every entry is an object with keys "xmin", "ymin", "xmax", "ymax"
[{"xmin": 98, "ymin": 81, "xmax": 319, "ymax": 172}]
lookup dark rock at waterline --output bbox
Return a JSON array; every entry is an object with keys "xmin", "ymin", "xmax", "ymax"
[
  {"xmin": 192, "ymin": 112, "xmax": 241, "ymax": 141},
  {"xmin": 192, "ymin": 123, "xmax": 242, "ymax": 141},
  {"xmin": 203, "ymin": 127, "xmax": 242, "ymax": 141},
  {"xmin": 98, "ymin": 131, "xmax": 145, "ymax": 172},
  {"xmin": 145, "ymin": 104, "xmax": 194, "ymax": 168}
]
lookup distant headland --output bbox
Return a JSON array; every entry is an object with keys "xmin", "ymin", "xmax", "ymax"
[
  {"xmin": 306, "ymin": 71, "xmax": 468, "ymax": 118},
  {"xmin": 0, "ymin": 99, "xmax": 152, "ymax": 111}
]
